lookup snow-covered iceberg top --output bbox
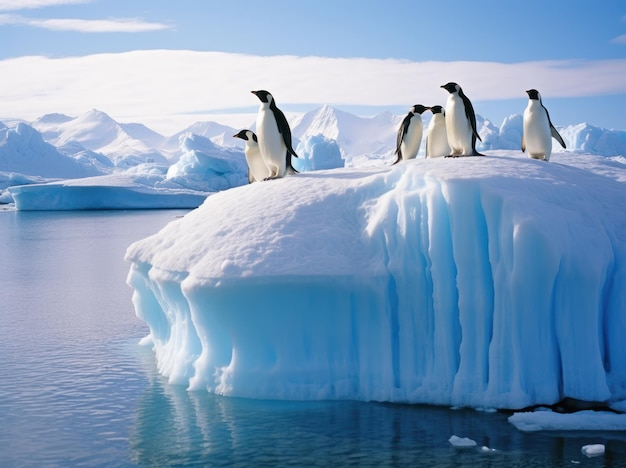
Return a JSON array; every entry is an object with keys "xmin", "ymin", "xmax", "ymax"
[{"xmin": 125, "ymin": 151, "xmax": 626, "ymax": 409}]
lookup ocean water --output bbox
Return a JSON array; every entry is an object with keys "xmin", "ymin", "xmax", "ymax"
[{"xmin": 0, "ymin": 209, "xmax": 624, "ymax": 467}]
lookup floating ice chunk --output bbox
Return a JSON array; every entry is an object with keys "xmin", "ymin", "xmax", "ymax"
[
  {"xmin": 448, "ymin": 435, "xmax": 477, "ymax": 447},
  {"xmin": 581, "ymin": 444, "xmax": 605, "ymax": 458},
  {"xmin": 509, "ymin": 410, "xmax": 626, "ymax": 432}
]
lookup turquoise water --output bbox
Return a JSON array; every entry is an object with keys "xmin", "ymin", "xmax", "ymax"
[{"xmin": 0, "ymin": 209, "xmax": 624, "ymax": 467}]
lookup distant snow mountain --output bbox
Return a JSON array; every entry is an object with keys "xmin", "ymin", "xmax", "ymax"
[
  {"xmin": 166, "ymin": 121, "xmax": 243, "ymax": 151},
  {"xmin": 31, "ymin": 110, "xmax": 170, "ymax": 167},
  {"xmin": 1, "ymin": 104, "xmax": 624, "ymax": 193},
  {"xmin": 292, "ymin": 104, "xmax": 402, "ymax": 160},
  {"xmin": 0, "ymin": 123, "xmax": 103, "ymax": 178}
]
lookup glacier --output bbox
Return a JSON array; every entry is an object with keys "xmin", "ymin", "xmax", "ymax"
[{"xmin": 125, "ymin": 151, "xmax": 626, "ymax": 410}]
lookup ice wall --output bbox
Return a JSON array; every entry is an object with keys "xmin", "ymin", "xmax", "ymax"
[{"xmin": 125, "ymin": 152, "xmax": 626, "ymax": 409}]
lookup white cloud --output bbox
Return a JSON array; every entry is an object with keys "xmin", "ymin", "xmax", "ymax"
[
  {"xmin": 611, "ymin": 33, "xmax": 626, "ymax": 44},
  {"xmin": 0, "ymin": 0, "xmax": 91, "ymax": 11},
  {"xmin": 0, "ymin": 50, "xmax": 625, "ymax": 133},
  {"xmin": 0, "ymin": 13, "xmax": 170, "ymax": 32}
]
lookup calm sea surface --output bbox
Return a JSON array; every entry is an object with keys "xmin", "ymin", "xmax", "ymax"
[{"xmin": 1, "ymin": 209, "xmax": 625, "ymax": 467}]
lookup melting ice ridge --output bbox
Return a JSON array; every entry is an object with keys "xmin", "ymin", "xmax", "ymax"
[{"xmin": 125, "ymin": 152, "xmax": 626, "ymax": 409}]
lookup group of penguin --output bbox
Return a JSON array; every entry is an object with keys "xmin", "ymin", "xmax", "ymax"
[
  {"xmin": 234, "ymin": 83, "xmax": 567, "ymax": 183},
  {"xmin": 233, "ymin": 90, "xmax": 300, "ymax": 183}
]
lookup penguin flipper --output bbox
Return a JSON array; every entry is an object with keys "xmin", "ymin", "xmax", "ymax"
[
  {"xmin": 248, "ymin": 168, "xmax": 255, "ymax": 184},
  {"xmin": 392, "ymin": 147, "xmax": 402, "ymax": 165},
  {"xmin": 521, "ymin": 134, "xmax": 526, "ymax": 153},
  {"xmin": 550, "ymin": 125, "xmax": 567, "ymax": 149},
  {"xmin": 272, "ymin": 103, "xmax": 300, "ymax": 157},
  {"xmin": 286, "ymin": 151, "xmax": 299, "ymax": 174},
  {"xmin": 461, "ymin": 91, "xmax": 482, "ymax": 142},
  {"xmin": 396, "ymin": 114, "xmax": 411, "ymax": 154},
  {"xmin": 544, "ymin": 106, "xmax": 566, "ymax": 149}
]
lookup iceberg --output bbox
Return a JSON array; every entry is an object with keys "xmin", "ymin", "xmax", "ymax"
[
  {"xmin": 7, "ymin": 132, "xmax": 248, "ymax": 210},
  {"xmin": 293, "ymin": 134, "xmax": 345, "ymax": 172},
  {"xmin": 125, "ymin": 150, "xmax": 626, "ymax": 409},
  {"xmin": 8, "ymin": 172, "xmax": 209, "ymax": 210}
]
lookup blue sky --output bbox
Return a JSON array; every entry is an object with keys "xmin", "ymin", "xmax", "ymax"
[{"xmin": 1, "ymin": 0, "xmax": 625, "ymax": 133}]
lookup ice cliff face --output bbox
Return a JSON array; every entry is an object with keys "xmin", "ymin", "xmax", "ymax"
[{"xmin": 125, "ymin": 152, "xmax": 626, "ymax": 409}]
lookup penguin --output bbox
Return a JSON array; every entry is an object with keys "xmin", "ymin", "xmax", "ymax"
[
  {"xmin": 251, "ymin": 90, "xmax": 299, "ymax": 179},
  {"xmin": 440, "ymin": 82, "xmax": 483, "ymax": 156},
  {"xmin": 425, "ymin": 105, "xmax": 451, "ymax": 158},
  {"xmin": 393, "ymin": 104, "xmax": 429, "ymax": 164},
  {"xmin": 522, "ymin": 89, "xmax": 566, "ymax": 161},
  {"xmin": 233, "ymin": 129, "xmax": 269, "ymax": 183}
]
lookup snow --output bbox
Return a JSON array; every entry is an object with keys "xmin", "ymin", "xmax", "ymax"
[{"xmin": 124, "ymin": 151, "xmax": 626, "ymax": 414}]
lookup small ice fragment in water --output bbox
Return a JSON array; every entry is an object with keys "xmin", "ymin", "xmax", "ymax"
[
  {"xmin": 581, "ymin": 444, "xmax": 605, "ymax": 457},
  {"xmin": 448, "ymin": 435, "xmax": 477, "ymax": 447}
]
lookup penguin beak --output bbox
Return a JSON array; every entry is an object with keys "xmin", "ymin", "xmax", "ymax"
[{"xmin": 251, "ymin": 90, "xmax": 257, "ymax": 95}]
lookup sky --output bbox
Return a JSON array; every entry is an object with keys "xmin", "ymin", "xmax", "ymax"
[{"xmin": 0, "ymin": 0, "xmax": 625, "ymax": 134}]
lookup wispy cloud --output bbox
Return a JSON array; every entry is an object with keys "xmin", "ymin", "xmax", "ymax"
[
  {"xmin": 611, "ymin": 33, "xmax": 626, "ymax": 44},
  {"xmin": 0, "ymin": 0, "xmax": 91, "ymax": 11},
  {"xmin": 0, "ymin": 13, "xmax": 170, "ymax": 32},
  {"xmin": 1, "ymin": 50, "xmax": 625, "ymax": 133}
]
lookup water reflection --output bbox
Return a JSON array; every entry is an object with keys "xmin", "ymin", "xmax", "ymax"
[{"xmin": 130, "ymin": 350, "xmax": 626, "ymax": 467}]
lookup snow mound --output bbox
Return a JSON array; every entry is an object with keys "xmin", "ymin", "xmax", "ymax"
[{"xmin": 125, "ymin": 152, "xmax": 626, "ymax": 408}]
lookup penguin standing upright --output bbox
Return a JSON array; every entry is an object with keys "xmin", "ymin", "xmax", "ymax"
[
  {"xmin": 251, "ymin": 90, "xmax": 299, "ymax": 179},
  {"xmin": 393, "ymin": 104, "xmax": 429, "ymax": 164},
  {"xmin": 233, "ymin": 129, "xmax": 269, "ymax": 183},
  {"xmin": 425, "ymin": 105, "xmax": 450, "ymax": 158},
  {"xmin": 440, "ymin": 82, "xmax": 483, "ymax": 156},
  {"xmin": 522, "ymin": 89, "xmax": 566, "ymax": 161}
]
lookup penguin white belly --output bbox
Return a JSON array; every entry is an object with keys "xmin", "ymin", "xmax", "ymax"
[
  {"xmin": 523, "ymin": 103, "xmax": 552, "ymax": 161},
  {"xmin": 256, "ymin": 107, "xmax": 287, "ymax": 178},
  {"xmin": 245, "ymin": 141, "xmax": 269, "ymax": 182},
  {"xmin": 426, "ymin": 114, "xmax": 450, "ymax": 158},
  {"xmin": 400, "ymin": 117, "xmax": 423, "ymax": 160},
  {"xmin": 445, "ymin": 95, "xmax": 473, "ymax": 155}
]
